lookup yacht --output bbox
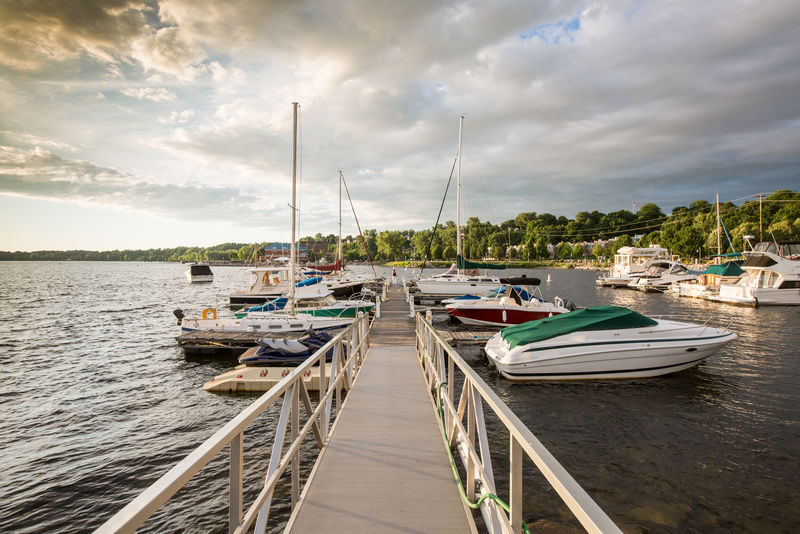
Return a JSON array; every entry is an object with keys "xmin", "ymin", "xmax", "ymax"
[
  {"xmin": 596, "ymin": 245, "xmax": 670, "ymax": 287},
  {"xmin": 716, "ymin": 241, "xmax": 800, "ymax": 306},
  {"xmin": 627, "ymin": 259, "xmax": 700, "ymax": 292},
  {"xmin": 484, "ymin": 306, "xmax": 736, "ymax": 381}
]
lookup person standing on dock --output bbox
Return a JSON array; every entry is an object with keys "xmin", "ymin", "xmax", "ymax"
[{"xmin": 391, "ymin": 268, "xmax": 397, "ymax": 285}]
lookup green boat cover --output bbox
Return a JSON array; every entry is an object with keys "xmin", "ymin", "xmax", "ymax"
[
  {"xmin": 500, "ymin": 306, "xmax": 658, "ymax": 349},
  {"xmin": 703, "ymin": 261, "xmax": 743, "ymax": 277},
  {"xmin": 457, "ymin": 255, "xmax": 505, "ymax": 270}
]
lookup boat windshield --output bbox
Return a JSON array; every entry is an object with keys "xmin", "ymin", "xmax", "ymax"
[{"xmin": 753, "ymin": 242, "xmax": 800, "ymax": 259}]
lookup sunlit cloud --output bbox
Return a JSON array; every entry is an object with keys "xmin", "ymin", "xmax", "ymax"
[{"xmin": 120, "ymin": 87, "xmax": 177, "ymax": 102}]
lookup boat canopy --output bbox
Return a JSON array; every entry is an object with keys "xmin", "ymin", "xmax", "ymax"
[
  {"xmin": 189, "ymin": 264, "xmax": 213, "ymax": 275},
  {"xmin": 457, "ymin": 255, "xmax": 505, "ymax": 270},
  {"xmin": 500, "ymin": 306, "xmax": 657, "ymax": 349},
  {"xmin": 703, "ymin": 261, "xmax": 744, "ymax": 277}
]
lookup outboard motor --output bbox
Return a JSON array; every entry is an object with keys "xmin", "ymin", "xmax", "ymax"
[
  {"xmin": 561, "ymin": 299, "xmax": 577, "ymax": 311},
  {"xmin": 173, "ymin": 309, "xmax": 185, "ymax": 325}
]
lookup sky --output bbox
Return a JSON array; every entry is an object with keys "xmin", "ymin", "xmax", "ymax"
[{"xmin": 1, "ymin": 0, "xmax": 799, "ymax": 251}]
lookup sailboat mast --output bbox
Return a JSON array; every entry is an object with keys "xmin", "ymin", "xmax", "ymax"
[
  {"xmin": 456, "ymin": 115, "xmax": 464, "ymax": 270},
  {"xmin": 290, "ymin": 102, "xmax": 298, "ymax": 314},
  {"xmin": 338, "ymin": 170, "xmax": 343, "ymax": 266},
  {"xmin": 716, "ymin": 191, "xmax": 721, "ymax": 258}
]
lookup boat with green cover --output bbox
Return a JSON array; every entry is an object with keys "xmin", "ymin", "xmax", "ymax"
[{"xmin": 484, "ymin": 306, "xmax": 736, "ymax": 380}]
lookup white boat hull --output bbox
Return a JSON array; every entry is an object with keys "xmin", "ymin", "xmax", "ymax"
[
  {"xmin": 181, "ymin": 314, "xmax": 352, "ymax": 334},
  {"xmin": 484, "ymin": 320, "xmax": 736, "ymax": 381},
  {"xmin": 414, "ymin": 279, "xmax": 501, "ymax": 296}
]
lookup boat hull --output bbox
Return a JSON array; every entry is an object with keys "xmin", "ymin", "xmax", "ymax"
[
  {"xmin": 181, "ymin": 315, "xmax": 352, "ymax": 335},
  {"xmin": 447, "ymin": 304, "xmax": 564, "ymax": 327},
  {"xmin": 415, "ymin": 279, "xmax": 501, "ymax": 296},
  {"xmin": 484, "ymin": 322, "xmax": 736, "ymax": 381}
]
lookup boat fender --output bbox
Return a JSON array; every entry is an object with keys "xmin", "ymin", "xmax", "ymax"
[{"xmin": 202, "ymin": 307, "xmax": 217, "ymax": 320}]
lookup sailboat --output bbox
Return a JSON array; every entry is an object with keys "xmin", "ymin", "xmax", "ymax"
[
  {"xmin": 414, "ymin": 116, "xmax": 504, "ymax": 297},
  {"xmin": 179, "ymin": 103, "xmax": 361, "ymax": 335}
]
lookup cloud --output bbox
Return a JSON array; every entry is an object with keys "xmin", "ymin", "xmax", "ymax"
[
  {"xmin": 130, "ymin": 25, "xmax": 208, "ymax": 81},
  {"xmin": 158, "ymin": 109, "xmax": 195, "ymax": 124},
  {"xmin": 0, "ymin": 146, "xmax": 274, "ymax": 224},
  {"xmin": 0, "ymin": 0, "xmax": 149, "ymax": 70},
  {"xmin": 1, "ymin": 0, "xmax": 799, "ymax": 249},
  {"xmin": 120, "ymin": 87, "xmax": 177, "ymax": 102}
]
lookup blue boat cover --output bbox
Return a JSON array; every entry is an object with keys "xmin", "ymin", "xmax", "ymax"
[
  {"xmin": 500, "ymin": 306, "xmax": 657, "ymax": 349},
  {"xmin": 296, "ymin": 276, "xmax": 323, "ymax": 287},
  {"xmin": 242, "ymin": 297, "xmax": 289, "ymax": 314}
]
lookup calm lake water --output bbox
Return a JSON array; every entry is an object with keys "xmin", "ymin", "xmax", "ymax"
[{"xmin": 0, "ymin": 262, "xmax": 798, "ymax": 533}]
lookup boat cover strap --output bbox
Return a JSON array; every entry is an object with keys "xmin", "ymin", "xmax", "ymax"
[{"xmin": 500, "ymin": 306, "xmax": 657, "ymax": 348}]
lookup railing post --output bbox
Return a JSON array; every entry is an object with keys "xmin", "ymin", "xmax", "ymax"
[
  {"xmin": 510, "ymin": 435, "xmax": 523, "ymax": 534},
  {"xmin": 466, "ymin": 382, "xmax": 477, "ymax": 500},
  {"xmin": 425, "ymin": 310, "xmax": 432, "ymax": 378},
  {"xmin": 229, "ymin": 432, "xmax": 243, "ymax": 534},
  {"xmin": 291, "ymin": 378, "xmax": 299, "ymax": 508}
]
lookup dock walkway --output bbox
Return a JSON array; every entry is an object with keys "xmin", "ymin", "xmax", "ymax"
[{"xmin": 284, "ymin": 286, "xmax": 475, "ymax": 533}]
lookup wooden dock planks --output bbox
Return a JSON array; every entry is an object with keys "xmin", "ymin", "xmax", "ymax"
[{"xmin": 284, "ymin": 287, "xmax": 475, "ymax": 533}]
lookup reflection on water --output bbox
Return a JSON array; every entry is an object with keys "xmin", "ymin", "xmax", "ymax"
[{"xmin": 0, "ymin": 262, "xmax": 797, "ymax": 533}]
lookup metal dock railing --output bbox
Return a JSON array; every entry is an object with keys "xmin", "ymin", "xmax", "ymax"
[{"xmin": 94, "ymin": 285, "xmax": 621, "ymax": 534}]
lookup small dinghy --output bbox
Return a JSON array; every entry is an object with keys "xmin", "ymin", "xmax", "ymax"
[
  {"xmin": 239, "ymin": 331, "xmax": 340, "ymax": 366},
  {"xmin": 484, "ymin": 306, "xmax": 736, "ymax": 381}
]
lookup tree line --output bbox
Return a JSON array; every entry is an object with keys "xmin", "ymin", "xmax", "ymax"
[{"xmin": 2, "ymin": 190, "xmax": 797, "ymax": 263}]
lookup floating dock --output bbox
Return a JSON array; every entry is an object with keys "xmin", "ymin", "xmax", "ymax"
[
  {"xmin": 283, "ymin": 285, "xmax": 475, "ymax": 533},
  {"xmin": 176, "ymin": 330, "xmax": 303, "ymax": 357}
]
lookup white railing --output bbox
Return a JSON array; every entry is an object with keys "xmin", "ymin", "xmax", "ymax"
[
  {"xmin": 95, "ymin": 312, "xmax": 371, "ymax": 534},
  {"xmin": 415, "ymin": 312, "xmax": 622, "ymax": 534}
]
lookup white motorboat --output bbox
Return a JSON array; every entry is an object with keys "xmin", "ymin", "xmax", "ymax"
[
  {"xmin": 596, "ymin": 245, "xmax": 670, "ymax": 287},
  {"xmin": 185, "ymin": 263, "xmax": 213, "ymax": 283},
  {"xmin": 716, "ymin": 241, "xmax": 800, "ymax": 306},
  {"xmin": 484, "ymin": 306, "xmax": 736, "ymax": 381},
  {"xmin": 446, "ymin": 281, "xmax": 576, "ymax": 327},
  {"xmin": 627, "ymin": 259, "xmax": 700, "ymax": 292}
]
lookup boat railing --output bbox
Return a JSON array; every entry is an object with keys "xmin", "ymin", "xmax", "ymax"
[
  {"xmin": 414, "ymin": 312, "xmax": 622, "ymax": 534},
  {"xmin": 94, "ymin": 312, "xmax": 372, "ymax": 534},
  {"xmin": 643, "ymin": 315, "xmax": 734, "ymax": 336}
]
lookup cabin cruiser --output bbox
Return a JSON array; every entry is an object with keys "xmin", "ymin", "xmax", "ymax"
[
  {"xmin": 596, "ymin": 245, "xmax": 670, "ymax": 287},
  {"xmin": 484, "ymin": 306, "xmax": 736, "ymax": 381},
  {"xmin": 446, "ymin": 281, "xmax": 576, "ymax": 327},
  {"xmin": 627, "ymin": 259, "xmax": 700, "ymax": 292},
  {"xmin": 716, "ymin": 241, "xmax": 800, "ymax": 306},
  {"xmin": 185, "ymin": 263, "xmax": 213, "ymax": 283}
]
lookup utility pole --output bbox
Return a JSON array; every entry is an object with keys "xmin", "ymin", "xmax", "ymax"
[{"xmin": 759, "ymin": 194, "xmax": 763, "ymax": 242}]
